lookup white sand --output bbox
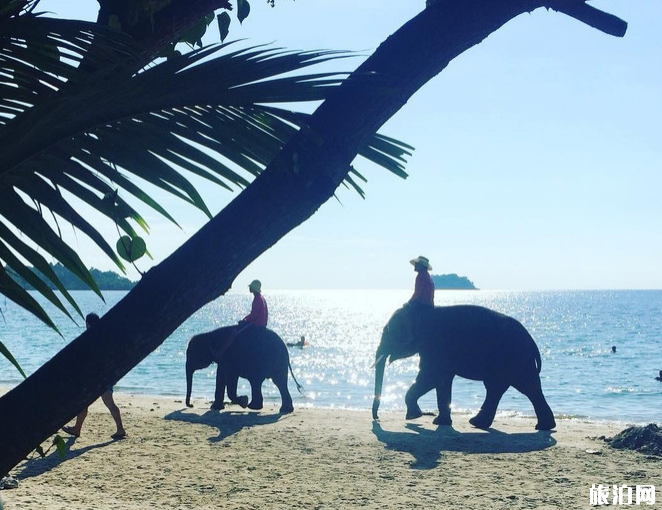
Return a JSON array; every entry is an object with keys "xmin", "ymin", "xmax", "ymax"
[{"xmin": 1, "ymin": 393, "xmax": 659, "ymax": 509}]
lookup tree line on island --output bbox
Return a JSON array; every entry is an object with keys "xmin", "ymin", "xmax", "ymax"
[
  {"xmin": 6, "ymin": 263, "xmax": 136, "ymax": 291},
  {"xmin": 432, "ymin": 274, "xmax": 477, "ymax": 290},
  {"xmin": 6, "ymin": 263, "xmax": 475, "ymax": 291}
]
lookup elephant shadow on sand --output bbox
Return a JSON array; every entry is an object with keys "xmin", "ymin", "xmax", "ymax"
[
  {"xmin": 372, "ymin": 421, "xmax": 556, "ymax": 470},
  {"xmin": 165, "ymin": 408, "xmax": 282, "ymax": 444}
]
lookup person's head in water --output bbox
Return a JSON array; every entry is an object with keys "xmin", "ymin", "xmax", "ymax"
[
  {"xmin": 410, "ymin": 256, "xmax": 432, "ymax": 273},
  {"xmin": 248, "ymin": 279, "xmax": 262, "ymax": 294},
  {"xmin": 611, "ymin": 345, "xmax": 617, "ymax": 353},
  {"xmin": 86, "ymin": 312, "xmax": 100, "ymax": 330}
]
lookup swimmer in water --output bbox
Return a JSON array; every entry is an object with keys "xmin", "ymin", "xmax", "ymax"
[{"xmin": 287, "ymin": 336, "xmax": 309, "ymax": 348}]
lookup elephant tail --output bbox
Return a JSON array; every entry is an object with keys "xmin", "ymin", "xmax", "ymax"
[
  {"xmin": 534, "ymin": 341, "xmax": 542, "ymax": 374},
  {"xmin": 288, "ymin": 360, "xmax": 305, "ymax": 395},
  {"xmin": 518, "ymin": 320, "xmax": 542, "ymax": 374}
]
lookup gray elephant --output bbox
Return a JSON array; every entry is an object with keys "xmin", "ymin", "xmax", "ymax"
[
  {"xmin": 185, "ymin": 325, "xmax": 303, "ymax": 414},
  {"xmin": 372, "ymin": 304, "xmax": 556, "ymax": 430}
]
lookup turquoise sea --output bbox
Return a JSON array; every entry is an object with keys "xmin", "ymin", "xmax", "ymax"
[{"xmin": 1, "ymin": 289, "xmax": 661, "ymax": 424}]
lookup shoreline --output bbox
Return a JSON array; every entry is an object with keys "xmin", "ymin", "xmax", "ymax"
[
  {"xmin": 2, "ymin": 385, "xmax": 652, "ymax": 427},
  {"xmin": 2, "ymin": 393, "xmax": 661, "ymax": 509}
]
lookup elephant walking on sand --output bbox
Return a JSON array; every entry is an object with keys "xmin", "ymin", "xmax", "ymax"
[
  {"xmin": 186, "ymin": 325, "xmax": 303, "ymax": 414},
  {"xmin": 372, "ymin": 304, "xmax": 556, "ymax": 430}
]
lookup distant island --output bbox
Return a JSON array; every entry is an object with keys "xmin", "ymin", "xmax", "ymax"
[
  {"xmin": 432, "ymin": 273, "xmax": 478, "ymax": 290},
  {"xmin": 7, "ymin": 263, "xmax": 136, "ymax": 291}
]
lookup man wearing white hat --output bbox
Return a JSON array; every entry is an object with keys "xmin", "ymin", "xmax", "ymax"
[
  {"xmin": 241, "ymin": 279, "xmax": 269, "ymax": 327},
  {"xmin": 409, "ymin": 256, "xmax": 435, "ymax": 307}
]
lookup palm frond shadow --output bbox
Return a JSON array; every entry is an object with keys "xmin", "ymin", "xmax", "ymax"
[
  {"xmin": 372, "ymin": 421, "xmax": 557, "ymax": 470},
  {"xmin": 165, "ymin": 407, "xmax": 282, "ymax": 444},
  {"xmin": 14, "ymin": 437, "xmax": 114, "ymax": 480}
]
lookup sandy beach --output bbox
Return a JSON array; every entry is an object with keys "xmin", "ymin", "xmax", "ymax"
[{"xmin": 1, "ymin": 393, "xmax": 659, "ymax": 509}]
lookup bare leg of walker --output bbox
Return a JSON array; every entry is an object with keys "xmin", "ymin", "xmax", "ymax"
[{"xmin": 101, "ymin": 390, "xmax": 127, "ymax": 439}]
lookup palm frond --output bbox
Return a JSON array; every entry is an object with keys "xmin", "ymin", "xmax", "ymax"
[{"xmin": 0, "ymin": 10, "xmax": 413, "ymax": 333}]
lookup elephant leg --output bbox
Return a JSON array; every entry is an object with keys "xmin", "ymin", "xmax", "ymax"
[
  {"xmin": 226, "ymin": 375, "xmax": 249, "ymax": 409},
  {"xmin": 211, "ymin": 367, "xmax": 226, "ymax": 410},
  {"xmin": 273, "ymin": 370, "xmax": 294, "ymax": 415},
  {"xmin": 513, "ymin": 376, "xmax": 556, "ymax": 430},
  {"xmin": 405, "ymin": 375, "xmax": 435, "ymax": 420},
  {"xmin": 247, "ymin": 379, "xmax": 265, "ymax": 410},
  {"xmin": 432, "ymin": 374, "xmax": 455, "ymax": 426},
  {"xmin": 469, "ymin": 380, "xmax": 509, "ymax": 430}
]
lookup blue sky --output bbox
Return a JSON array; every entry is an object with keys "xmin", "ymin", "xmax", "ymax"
[{"xmin": 43, "ymin": 1, "xmax": 661, "ymax": 291}]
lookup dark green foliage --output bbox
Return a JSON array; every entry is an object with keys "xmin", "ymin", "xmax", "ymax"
[
  {"xmin": 116, "ymin": 236, "xmax": 147, "ymax": 264},
  {"xmin": 431, "ymin": 273, "xmax": 477, "ymax": 290},
  {"xmin": 6, "ymin": 263, "xmax": 136, "ymax": 291},
  {"xmin": 34, "ymin": 434, "xmax": 66, "ymax": 460},
  {"xmin": 237, "ymin": 0, "xmax": 250, "ymax": 24},
  {"xmin": 218, "ymin": 11, "xmax": 231, "ymax": 42},
  {"xmin": 0, "ymin": 341, "xmax": 26, "ymax": 378},
  {"xmin": 53, "ymin": 435, "xmax": 66, "ymax": 460},
  {"xmin": 0, "ymin": 7, "xmax": 412, "ymax": 332}
]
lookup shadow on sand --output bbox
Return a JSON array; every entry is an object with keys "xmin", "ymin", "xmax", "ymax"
[
  {"xmin": 16, "ymin": 436, "xmax": 115, "ymax": 480},
  {"xmin": 165, "ymin": 408, "xmax": 282, "ymax": 443},
  {"xmin": 372, "ymin": 421, "xmax": 557, "ymax": 470}
]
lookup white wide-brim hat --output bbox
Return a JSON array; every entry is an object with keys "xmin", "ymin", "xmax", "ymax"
[{"xmin": 410, "ymin": 256, "xmax": 432, "ymax": 271}]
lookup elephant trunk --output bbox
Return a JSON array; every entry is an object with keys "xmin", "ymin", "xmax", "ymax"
[
  {"xmin": 372, "ymin": 352, "xmax": 387, "ymax": 420},
  {"xmin": 185, "ymin": 363, "xmax": 194, "ymax": 408}
]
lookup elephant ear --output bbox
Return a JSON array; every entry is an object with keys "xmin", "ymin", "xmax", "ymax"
[
  {"xmin": 400, "ymin": 304, "xmax": 430, "ymax": 349},
  {"xmin": 383, "ymin": 306, "xmax": 420, "ymax": 362}
]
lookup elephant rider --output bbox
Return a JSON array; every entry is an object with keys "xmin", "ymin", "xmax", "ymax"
[
  {"xmin": 409, "ymin": 256, "xmax": 435, "ymax": 308},
  {"xmin": 241, "ymin": 279, "xmax": 269, "ymax": 328},
  {"xmin": 214, "ymin": 280, "xmax": 268, "ymax": 358}
]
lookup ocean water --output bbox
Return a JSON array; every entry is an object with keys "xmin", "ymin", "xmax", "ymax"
[{"xmin": 1, "ymin": 289, "xmax": 661, "ymax": 424}]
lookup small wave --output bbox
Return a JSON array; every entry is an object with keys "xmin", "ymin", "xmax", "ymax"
[
  {"xmin": 605, "ymin": 386, "xmax": 638, "ymax": 394},
  {"xmin": 553, "ymin": 413, "xmax": 590, "ymax": 420}
]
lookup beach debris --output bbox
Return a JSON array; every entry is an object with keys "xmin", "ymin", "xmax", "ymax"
[
  {"xmin": 608, "ymin": 424, "xmax": 662, "ymax": 456},
  {"xmin": 0, "ymin": 475, "xmax": 18, "ymax": 490},
  {"xmin": 585, "ymin": 449, "xmax": 603, "ymax": 455}
]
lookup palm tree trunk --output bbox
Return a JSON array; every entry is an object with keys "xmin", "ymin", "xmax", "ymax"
[{"xmin": 0, "ymin": 0, "xmax": 618, "ymax": 476}]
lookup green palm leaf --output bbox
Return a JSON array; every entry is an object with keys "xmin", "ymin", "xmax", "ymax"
[{"xmin": 0, "ymin": 6, "xmax": 412, "ymax": 342}]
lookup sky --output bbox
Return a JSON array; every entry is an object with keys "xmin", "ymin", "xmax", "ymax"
[{"xmin": 40, "ymin": 0, "xmax": 661, "ymax": 291}]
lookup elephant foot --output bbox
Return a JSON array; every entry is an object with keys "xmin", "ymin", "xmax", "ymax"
[
  {"xmin": 405, "ymin": 407, "xmax": 423, "ymax": 420},
  {"xmin": 279, "ymin": 404, "xmax": 294, "ymax": 414},
  {"xmin": 248, "ymin": 401, "xmax": 263, "ymax": 410},
  {"xmin": 535, "ymin": 418, "xmax": 556, "ymax": 431},
  {"xmin": 469, "ymin": 414, "xmax": 493, "ymax": 430},
  {"xmin": 233, "ymin": 395, "xmax": 249, "ymax": 408},
  {"xmin": 433, "ymin": 414, "xmax": 452, "ymax": 426},
  {"xmin": 210, "ymin": 401, "xmax": 225, "ymax": 411}
]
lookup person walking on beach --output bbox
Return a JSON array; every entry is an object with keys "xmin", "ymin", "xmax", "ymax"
[
  {"xmin": 409, "ymin": 256, "xmax": 435, "ymax": 308},
  {"xmin": 61, "ymin": 313, "xmax": 127, "ymax": 440},
  {"xmin": 240, "ymin": 279, "xmax": 268, "ymax": 328}
]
